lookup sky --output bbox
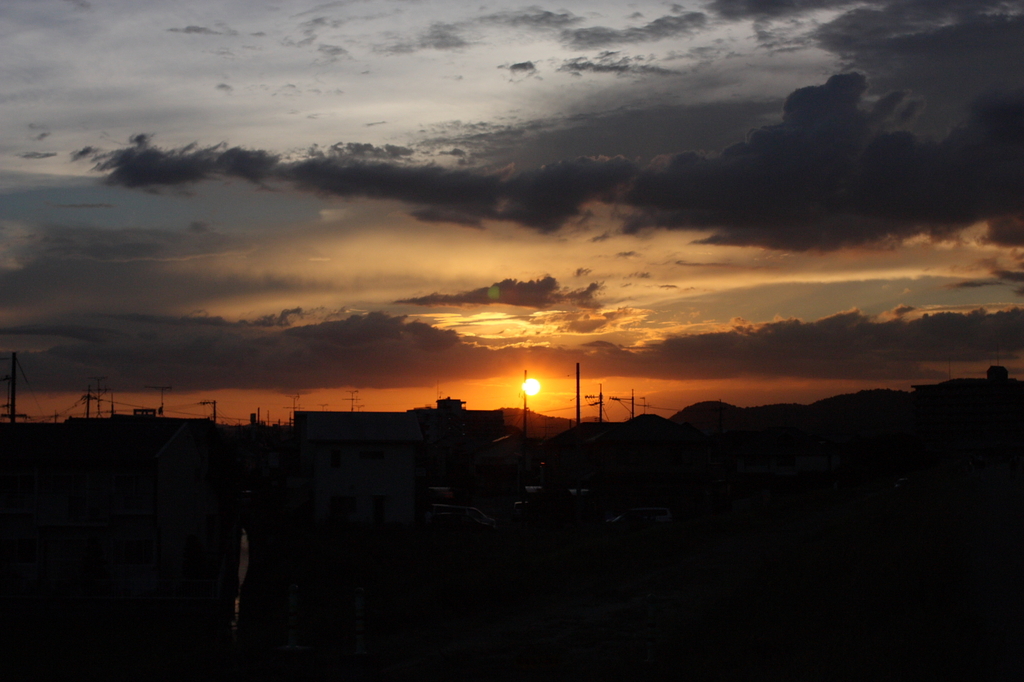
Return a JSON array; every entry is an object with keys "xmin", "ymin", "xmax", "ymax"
[{"xmin": 3, "ymin": 0, "xmax": 1024, "ymax": 424}]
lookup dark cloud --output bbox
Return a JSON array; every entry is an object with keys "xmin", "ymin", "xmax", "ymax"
[
  {"xmin": 323, "ymin": 142, "xmax": 414, "ymax": 160},
  {"xmin": 381, "ymin": 23, "xmax": 469, "ymax": 53},
  {"xmin": 15, "ymin": 307, "xmax": 1024, "ymax": 394},
  {"xmin": 560, "ymin": 11, "xmax": 707, "ymax": 49},
  {"xmin": 420, "ymin": 98, "xmax": 783, "ymax": 169},
  {"xmin": 626, "ymin": 73, "xmax": 1024, "ymax": 249},
  {"xmin": 18, "ymin": 152, "xmax": 57, "ymax": 159},
  {"xmin": 612, "ymin": 307, "xmax": 1024, "ymax": 381},
  {"xmin": 318, "ymin": 44, "xmax": 349, "ymax": 58},
  {"xmin": 813, "ymin": 2, "xmax": 1024, "ymax": 136},
  {"xmin": 507, "ymin": 61, "xmax": 537, "ymax": 74},
  {"xmin": 70, "ymin": 146, "xmax": 98, "ymax": 162},
  {"xmin": 13, "ymin": 312, "xmax": 488, "ymax": 393},
  {"xmin": 482, "ymin": 9, "xmax": 582, "ymax": 30},
  {"xmin": 84, "ymin": 74, "xmax": 1024, "ymax": 250},
  {"xmin": 947, "ymin": 280, "xmax": 1000, "ymax": 289},
  {"xmin": 216, "ymin": 83, "xmax": 233, "ymax": 93},
  {"xmin": 17, "ymin": 225, "xmax": 233, "ymax": 263},
  {"xmin": 710, "ymin": 0, "xmax": 849, "ymax": 20},
  {"xmin": 558, "ymin": 53, "xmax": 677, "ymax": 77},
  {"xmin": 90, "ymin": 136, "xmax": 279, "ymax": 187},
  {"xmin": 0, "ymin": 324, "xmax": 126, "ymax": 343},
  {"xmin": 396, "ymin": 276, "xmax": 602, "ymax": 309},
  {"xmin": 167, "ymin": 26, "xmax": 222, "ymax": 35},
  {"xmin": 249, "ymin": 307, "xmax": 307, "ymax": 327}
]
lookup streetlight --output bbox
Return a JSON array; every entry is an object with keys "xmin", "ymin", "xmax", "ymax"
[{"xmin": 520, "ymin": 371, "xmax": 540, "ymax": 499}]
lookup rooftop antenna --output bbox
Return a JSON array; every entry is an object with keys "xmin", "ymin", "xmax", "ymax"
[
  {"xmin": 345, "ymin": 390, "xmax": 362, "ymax": 412},
  {"xmin": 282, "ymin": 394, "xmax": 302, "ymax": 427},
  {"xmin": 146, "ymin": 385, "xmax": 171, "ymax": 415},
  {"xmin": 89, "ymin": 376, "xmax": 107, "ymax": 417},
  {"xmin": 199, "ymin": 400, "xmax": 217, "ymax": 423}
]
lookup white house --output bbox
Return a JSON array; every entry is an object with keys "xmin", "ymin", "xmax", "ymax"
[{"xmin": 295, "ymin": 411, "xmax": 422, "ymax": 524}]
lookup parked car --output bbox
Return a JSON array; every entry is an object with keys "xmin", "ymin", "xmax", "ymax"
[
  {"xmin": 607, "ymin": 507, "xmax": 673, "ymax": 524},
  {"xmin": 426, "ymin": 504, "xmax": 497, "ymax": 529}
]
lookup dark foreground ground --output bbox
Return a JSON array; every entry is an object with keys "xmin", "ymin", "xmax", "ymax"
[{"xmin": 9, "ymin": 459, "xmax": 1017, "ymax": 681}]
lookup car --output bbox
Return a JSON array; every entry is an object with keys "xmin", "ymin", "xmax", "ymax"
[
  {"xmin": 607, "ymin": 507, "xmax": 673, "ymax": 524},
  {"xmin": 426, "ymin": 504, "xmax": 497, "ymax": 529}
]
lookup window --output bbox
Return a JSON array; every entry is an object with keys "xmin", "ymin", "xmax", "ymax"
[
  {"xmin": 359, "ymin": 450, "xmax": 385, "ymax": 460},
  {"xmin": 330, "ymin": 495, "xmax": 357, "ymax": 519},
  {"xmin": 330, "ymin": 449, "xmax": 342, "ymax": 468}
]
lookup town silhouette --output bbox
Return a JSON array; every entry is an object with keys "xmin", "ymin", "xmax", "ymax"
[{"xmin": 3, "ymin": 355, "xmax": 1022, "ymax": 681}]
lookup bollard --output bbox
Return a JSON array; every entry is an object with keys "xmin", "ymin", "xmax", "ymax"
[
  {"xmin": 275, "ymin": 583, "xmax": 312, "ymax": 679},
  {"xmin": 354, "ymin": 587, "xmax": 366, "ymax": 655},
  {"xmin": 287, "ymin": 583, "xmax": 299, "ymax": 648},
  {"xmin": 644, "ymin": 594, "xmax": 655, "ymax": 664}
]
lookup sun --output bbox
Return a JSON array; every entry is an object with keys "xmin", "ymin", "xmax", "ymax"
[{"xmin": 522, "ymin": 377, "xmax": 541, "ymax": 396}]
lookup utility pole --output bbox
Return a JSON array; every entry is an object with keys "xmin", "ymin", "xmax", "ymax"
[
  {"xmin": 585, "ymin": 384, "xmax": 604, "ymax": 423},
  {"xmin": 200, "ymin": 400, "xmax": 217, "ymax": 423},
  {"xmin": 146, "ymin": 385, "xmax": 171, "ymax": 415},
  {"xmin": 89, "ymin": 377, "xmax": 107, "ymax": 417},
  {"xmin": 575, "ymin": 363, "xmax": 581, "ymax": 427},
  {"xmin": 4, "ymin": 352, "xmax": 16, "ymax": 423},
  {"xmin": 609, "ymin": 389, "xmax": 636, "ymax": 421},
  {"xmin": 345, "ymin": 390, "xmax": 361, "ymax": 412}
]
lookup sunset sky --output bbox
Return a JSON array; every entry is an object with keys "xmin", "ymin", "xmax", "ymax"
[{"xmin": 3, "ymin": 0, "xmax": 1024, "ymax": 424}]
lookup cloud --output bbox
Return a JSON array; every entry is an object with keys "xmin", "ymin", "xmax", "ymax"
[
  {"xmin": 380, "ymin": 22, "xmax": 470, "ymax": 53},
  {"xmin": 167, "ymin": 26, "xmax": 222, "ymax": 35},
  {"xmin": 18, "ymin": 152, "xmax": 57, "ymax": 159},
  {"xmin": 709, "ymin": 0, "xmax": 845, "ymax": 20},
  {"xmin": 506, "ymin": 61, "xmax": 537, "ymax": 75},
  {"xmin": 612, "ymin": 307, "xmax": 1024, "ymax": 381},
  {"xmin": 625, "ymin": 73, "xmax": 1024, "ymax": 249},
  {"xmin": 482, "ymin": 9, "xmax": 582, "ymax": 30},
  {"xmin": 396, "ymin": 276, "xmax": 602, "ymax": 309},
  {"xmin": 812, "ymin": 1, "xmax": 1024, "ymax": 136},
  {"xmin": 249, "ymin": 307, "xmax": 307, "ymax": 327},
  {"xmin": 560, "ymin": 11, "xmax": 707, "ymax": 49},
  {"xmin": 558, "ymin": 53, "xmax": 677, "ymax": 77},
  {"xmin": 530, "ymin": 309, "xmax": 635, "ymax": 334},
  {"xmin": 83, "ymin": 74, "xmax": 1024, "ymax": 250},
  {"xmin": 14, "ymin": 306, "xmax": 1024, "ymax": 394},
  {"xmin": 0, "ymin": 324, "xmax": 126, "ymax": 343}
]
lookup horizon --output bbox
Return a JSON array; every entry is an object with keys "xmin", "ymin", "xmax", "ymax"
[{"xmin": 4, "ymin": 1, "xmax": 1024, "ymax": 421}]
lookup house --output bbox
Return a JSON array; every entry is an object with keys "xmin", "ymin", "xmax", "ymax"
[
  {"xmin": 408, "ymin": 398, "xmax": 506, "ymax": 493},
  {"xmin": 294, "ymin": 411, "xmax": 422, "ymax": 524},
  {"xmin": 0, "ymin": 417, "xmax": 236, "ymax": 602},
  {"xmin": 913, "ymin": 365, "xmax": 1024, "ymax": 455},
  {"xmin": 543, "ymin": 415, "xmax": 713, "ymax": 517}
]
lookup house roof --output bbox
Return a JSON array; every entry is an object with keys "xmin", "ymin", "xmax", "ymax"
[
  {"xmin": 299, "ymin": 411, "xmax": 423, "ymax": 443},
  {"xmin": 543, "ymin": 421, "xmax": 617, "ymax": 448},
  {"xmin": 0, "ymin": 417, "xmax": 196, "ymax": 463},
  {"xmin": 596, "ymin": 414, "xmax": 708, "ymax": 443}
]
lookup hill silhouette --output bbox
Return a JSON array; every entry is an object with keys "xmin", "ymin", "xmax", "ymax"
[{"xmin": 670, "ymin": 389, "xmax": 914, "ymax": 436}]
